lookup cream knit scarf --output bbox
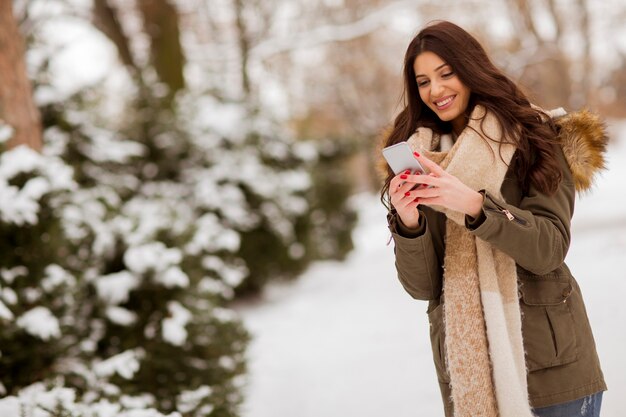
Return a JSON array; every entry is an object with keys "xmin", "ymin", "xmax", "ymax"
[{"xmin": 408, "ymin": 105, "xmax": 534, "ymax": 417}]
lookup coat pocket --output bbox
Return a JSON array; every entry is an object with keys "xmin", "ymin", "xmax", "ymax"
[
  {"xmin": 518, "ymin": 277, "xmax": 578, "ymax": 372},
  {"xmin": 427, "ymin": 300, "xmax": 450, "ymax": 383}
]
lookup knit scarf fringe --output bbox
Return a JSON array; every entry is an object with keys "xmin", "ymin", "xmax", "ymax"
[{"xmin": 408, "ymin": 105, "xmax": 534, "ymax": 417}]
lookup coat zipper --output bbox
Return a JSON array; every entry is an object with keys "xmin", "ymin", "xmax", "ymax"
[
  {"xmin": 485, "ymin": 201, "xmax": 528, "ymax": 226},
  {"xmin": 502, "ymin": 209, "xmax": 515, "ymax": 221}
]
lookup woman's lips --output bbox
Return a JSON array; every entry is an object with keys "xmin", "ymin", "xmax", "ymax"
[{"xmin": 434, "ymin": 95, "xmax": 456, "ymax": 110}]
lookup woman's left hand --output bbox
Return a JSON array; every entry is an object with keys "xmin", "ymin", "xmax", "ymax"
[{"xmin": 403, "ymin": 151, "xmax": 484, "ymax": 218}]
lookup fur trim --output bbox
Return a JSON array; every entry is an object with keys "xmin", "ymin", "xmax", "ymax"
[
  {"xmin": 375, "ymin": 126, "xmax": 393, "ymax": 183},
  {"xmin": 556, "ymin": 109, "xmax": 609, "ymax": 192}
]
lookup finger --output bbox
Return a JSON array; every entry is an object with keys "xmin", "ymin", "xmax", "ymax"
[
  {"xmin": 410, "ymin": 186, "xmax": 441, "ymax": 199},
  {"xmin": 413, "ymin": 196, "xmax": 441, "ymax": 207},
  {"xmin": 413, "ymin": 151, "xmax": 446, "ymax": 176},
  {"xmin": 390, "ymin": 170, "xmax": 413, "ymax": 190},
  {"xmin": 397, "ymin": 179, "xmax": 423, "ymax": 194},
  {"xmin": 395, "ymin": 190, "xmax": 421, "ymax": 207},
  {"xmin": 391, "ymin": 194, "xmax": 418, "ymax": 211},
  {"xmin": 399, "ymin": 195, "xmax": 421, "ymax": 211},
  {"xmin": 392, "ymin": 175, "xmax": 425, "ymax": 195},
  {"xmin": 404, "ymin": 174, "xmax": 441, "ymax": 187},
  {"xmin": 405, "ymin": 185, "xmax": 441, "ymax": 200}
]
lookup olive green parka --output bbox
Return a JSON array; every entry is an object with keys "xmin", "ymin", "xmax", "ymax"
[{"xmin": 386, "ymin": 110, "xmax": 608, "ymax": 415}]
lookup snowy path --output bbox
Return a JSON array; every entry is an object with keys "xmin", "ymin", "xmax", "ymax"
[{"xmin": 235, "ymin": 124, "xmax": 626, "ymax": 417}]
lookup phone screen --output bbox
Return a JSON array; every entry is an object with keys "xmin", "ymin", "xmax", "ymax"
[{"xmin": 382, "ymin": 142, "xmax": 426, "ymax": 175}]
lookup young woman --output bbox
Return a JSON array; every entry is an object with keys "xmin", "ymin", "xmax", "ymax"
[{"xmin": 381, "ymin": 21, "xmax": 607, "ymax": 417}]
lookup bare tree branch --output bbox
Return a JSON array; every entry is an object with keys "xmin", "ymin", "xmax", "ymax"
[
  {"xmin": 249, "ymin": 0, "xmax": 420, "ymax": 61},
  {"xmin": 92, "ymin": 0, "xmax": 139, "ymax": 72},
  {"xmin": 577, "ymin": 0, "xmax": 592, "ymax": 105},
  {"xmin": 233, "ymin": 0, "xmax": 251, "ymax": 96},
  {"xmin": 503, "ymin": 0, "xmax": 543, "ymax": 43},
  {"xmin": 545, "ymin": 0, "xmax": 564, "ymax": 40}
]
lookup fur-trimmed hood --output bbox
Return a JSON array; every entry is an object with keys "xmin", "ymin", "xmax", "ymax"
[{"xmin": 554, "ymin": 109, "xmax": 609, "ymax": 192}]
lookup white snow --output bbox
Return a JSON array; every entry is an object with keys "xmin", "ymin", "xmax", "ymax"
[
  {"xmin": 95, "ymin": 271, "xmax": 141, "ymax": 305},
  {"xmin": 124, "ymin": 243, "xmax": 183, "ymax": 274},
  {"xmin": 176, "ymin": 385, "xmax": 213, "ymax": 414},
  {"xmin": 236, "ymin": 123, "xmax": 626, "ymax": 417},
  {"xmin": 185, "ymin": 213, "xmax": 241, "ymax": 254},
  {"xmin": 18, "ymin": 384, "xmax": 76, "ymax": 415},
  {"xmin": 0, "ymin": 266, "xmax": 28, "ymax": 284},
  {"xmin": 156, "ymin": 266, "xmax": 190, "ymax": 289},
  {"xmin": 0, "ymin": 300, "xmax": 14, "ymax": 321},
  {"xmin": 106, "ymin": 306, "xmax": 138, "ymax": 326},
  {"xmin": 1, "ymin": 288, "xmax": 17, "ymax": 306},
  {"xmin": 34, "ymin": 14, "xmax": 119, "ymax": 98},
  {"xmin": 0, "ymin": 146, "xmax": 76, "ymax": 225},
  {"xmin": 41, "ymin": 264, "xmax": 76, "ymax": 293},
  {"xmin": 0, "ymin": 385, "xmax": 182, "ymax": 417},
  {"xmin": 198, "ymin": 277, "xmax": 235, "ymax": 299},
  {"xmin": 211, "ymin": 307, "xmax": 239, "ymax": 324},
  {"xmin": 0, "ymin": 145, "xmax": 41, "ymax": 177},
  {"xmin": 162, "ymin": 302, "xmax": 192, "ymax": 346},
  {"xmin": 16, "ymin": 307, "xmax": 61, "ymax": 341},
  {"xmin": 0, "ymin": 124, "xmax": 13, "ymax": 143},
  {"xmin": 80, "ymin": 129, "xmax": 146, "ymax": 163},
  {"xmin": 0, "ymin": 396, "xmax": 19, "ymax": 416},
  {"xmin": 196, "ymin": 96, "xmax": 247, "ymax": 140},
  {"xmin": 94, "ymin": 349, "xmax": 144, "ymax": 380},
  {"xmin": 202, "ymin": 256, "xmax": 248, "ymax": 288}
]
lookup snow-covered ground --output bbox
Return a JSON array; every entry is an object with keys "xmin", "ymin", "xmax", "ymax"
[{"xmin": 235, "ymin": 120, "xmax": 626, "ymax": 417}]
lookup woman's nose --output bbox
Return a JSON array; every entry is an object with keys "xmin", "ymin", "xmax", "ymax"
[{"xmin": 431, "ymin": 80, "xmax": 444, "ymax": 97}]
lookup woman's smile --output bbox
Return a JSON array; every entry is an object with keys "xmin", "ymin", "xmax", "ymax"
[{"xmin": 433, "ymin": 95, "xmax": 456, "ymax": 110}]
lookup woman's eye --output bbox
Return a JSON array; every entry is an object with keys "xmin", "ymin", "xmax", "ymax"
[
  {"xmin": 417, "ymin": 80, "xmax": 430, "ymax": 87},
  {"xmin": 442, "ymin": 72, "xmax": 454, "ymax": 78}
]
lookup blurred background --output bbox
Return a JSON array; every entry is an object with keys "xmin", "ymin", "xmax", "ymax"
[{"xmin": 0, "ymin": 0, "xmax": 624, "ymax": 416}]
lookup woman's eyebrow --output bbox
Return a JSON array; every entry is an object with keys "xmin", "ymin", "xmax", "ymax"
[{"xmin": 415, "ymin": 63, "xmax": 449, "ymax": 78}]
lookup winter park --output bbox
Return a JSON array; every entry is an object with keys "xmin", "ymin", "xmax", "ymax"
[{"xmin": 1, "ymin": 1, "xmax": 625, "ymax": 417}]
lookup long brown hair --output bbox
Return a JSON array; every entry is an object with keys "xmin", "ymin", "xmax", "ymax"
[{"xmin": 381, "ymin": 21, "xmax": 562, "ymax": 208}]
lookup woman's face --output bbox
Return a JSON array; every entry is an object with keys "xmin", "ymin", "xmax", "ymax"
[{"xmin": 413, "ymin": 51, "xmax": 471, "ymax": 134}]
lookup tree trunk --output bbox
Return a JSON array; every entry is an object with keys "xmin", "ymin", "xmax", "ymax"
[
  {"xmin": 0, "ymin": 1, "xmax": 42, "ymax": 151},
  {"xmin": 137, "ymin": 0, "xmax": 185, "ymax": 101}
]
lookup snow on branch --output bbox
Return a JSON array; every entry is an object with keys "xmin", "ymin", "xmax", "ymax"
[{"xmin": 250, "ymin": 0, "xmax": 420, "ymax": 60}]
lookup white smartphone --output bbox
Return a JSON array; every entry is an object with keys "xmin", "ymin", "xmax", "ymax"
[{"xmin": 382, "ymin": 141, "xmax": 427, "ymax": 175}]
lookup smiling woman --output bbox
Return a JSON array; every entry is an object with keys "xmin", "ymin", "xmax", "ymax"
[
  {"xmin": 379, "ymin": 20, "xmax": 608, "ymax": 417},
  {"xmin": 413, "ymin": 52, "xmax": 471, "ymax": 136}
]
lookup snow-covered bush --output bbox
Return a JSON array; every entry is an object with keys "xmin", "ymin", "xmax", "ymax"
[
  {"xmin": 0, "ymin": 382, "xmax": 181, "ymax": 417},
  {"xmin": 180, "ymin": 94, "xmax": 356, "ymax": 295},
  {"xmin": 31, "ymin": 96, "xmax": 251, "ymax": 416},
  {"xmin": 0, "ymin": 128, "xmax": 80, "ymax": 394},
  {"xmin": 2, "ymin": 1, "xmax": 356, "ymax": 415}
]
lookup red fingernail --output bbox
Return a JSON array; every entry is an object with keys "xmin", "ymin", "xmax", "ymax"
[
  {"xmin": 414, "ymin": 197, "xmax": 420, "ymax": 202},
  {"xmin": 404, "ymin": 192, "xmax": 411, "ymax": 197},
  {"xmin": 404, "ymin": 169, "xmax": 411, "ymax": 174},
  {"xmin": 413, "ymin": 151, "xmax": 420, "ymax": 157},
  {"xmin": 400, "ymin": 174, "xmax": 408, "ymax": 179}
]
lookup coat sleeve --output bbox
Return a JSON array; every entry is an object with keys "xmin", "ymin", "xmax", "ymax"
[
  {"xmin": 388, "ymin": 211, "xmax": 442, "ymax": 300},
  {"xmin": 465, "ymin": 164, "xmax": 576, "ymax": 275}
]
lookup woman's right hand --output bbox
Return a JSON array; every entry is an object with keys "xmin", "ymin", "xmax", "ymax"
[{"xmin": 390, "ymin": 170, "xmax": 422, "ymax": 229}]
